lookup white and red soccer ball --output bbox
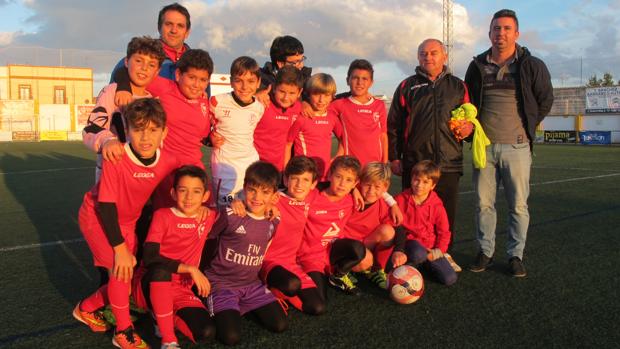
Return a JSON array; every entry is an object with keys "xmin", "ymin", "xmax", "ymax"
[{"xmin": 387, "ymin": 265, "xmax": 424, "ymax": 304}]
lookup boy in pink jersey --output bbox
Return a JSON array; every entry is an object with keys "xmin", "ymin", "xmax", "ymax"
[
  {"xmin": 260, "ymin": 156, "xmax": 326, "ymax": 314},
  {"xmin": 83, "ymin": 36, "xmax": 165, "ymax": 183},
  {"xmin": 131, "ymin": 166, "xmax": 217, "ymax": 349},
  {"xmin": 210, "ymin": 56, "xmax": 264, "ymax": 206},
  {"xmin": 284, "ymin": 73, "xmax": 343, "ymax": 183},
  {"xmin": 297, "ymin": 156, "xmax": 367, "ymax": 297},
  {"xmin": 330, "ymin": 59, "xmax": 388, "ymax": 167},
  {"xmin": 203, "ymin": 161, "xmax": 288, "ymax": 346},
  {"xmin": 343, "ymin": 162, "xmax": 398, "ymax": 289},
  {"xmin": 254, "ymin": 65, "xmax": 303, "ymax": 172},
  {"xmin": 391, "ymin": 160, "xmax": 457, "ymax": 286},
  {"xmin": 74, "ymin": 99, "xmax": 179, "ymax": 349},
  {"xmin": 114, "ymin": 49, "xmax": 214, "ymax": 209}
]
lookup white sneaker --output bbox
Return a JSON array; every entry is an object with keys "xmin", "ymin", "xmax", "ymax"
[
  {"xmin": 161, "ymin": 342, "xmax": 181, "ymax": 349},
  {"xmin": 444, "ymin": 253, "xmax": 462, "ymax": 272}
]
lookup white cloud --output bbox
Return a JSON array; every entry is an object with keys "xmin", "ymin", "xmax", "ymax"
[{"xmin": 0, "ymin": 31, "xmax": 20, "ymax": 46}]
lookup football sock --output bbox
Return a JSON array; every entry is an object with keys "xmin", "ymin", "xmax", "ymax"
[
  {"xmin": 374, "ymin": 244, "xmax": 394, "ymax": 270},
  {"xmin": 81, "ymin": 285, "xmax": 109, "ymax": 312},
  {"xmin": 150, "ymin": 281, "xmax": 176, "ymax": 343},
  {"xmin": 108, "ymin": 277, "xmax": 132, "ymax": 331}
]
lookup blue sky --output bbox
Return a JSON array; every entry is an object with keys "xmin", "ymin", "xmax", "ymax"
[{"xmin": 1, "ymin": 0, "xmax": 619, "ymax": 96}]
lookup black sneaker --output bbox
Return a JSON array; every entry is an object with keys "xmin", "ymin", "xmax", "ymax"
[
  {"xmin": 469, "ymin": 252, "xmax": 493, "ymax": 272},
  {"xmin": 328, "ymin": 273, "xmax": 360, "ymax": 295},
  {"xmin": 509, "ymin": 257, "xmax": 527, "ymax": 278}
]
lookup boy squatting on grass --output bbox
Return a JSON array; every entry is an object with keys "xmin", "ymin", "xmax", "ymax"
[
  {"xmin": 83, "ymin": 36, "xmax": 165, "ymax": 183},
  {"xmin": 209, "ymin": 56, "xmax": 265, "ymax": 207},
  {"xmin": 74, "ymin": 98, "xmax": 184, "ymax": 349},
  {"xmin": 131, "ymin": 165, "xmax": 217, "ymax": 349},
  {"xmin": 391, "ymin": 160, "xmax": 458, "ymax": 286},
  {"xmin": 202, "ymin": 161, "xmax": 288, "ymax": 346},
  {"xmin": 113, "ymin": 48, "xmax": 214, "ymax": 210}
]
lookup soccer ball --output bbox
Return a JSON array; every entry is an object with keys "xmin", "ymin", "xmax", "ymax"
[{"xmin": 387, "ymin": 265, "xmax": 424, "ymax": 304}]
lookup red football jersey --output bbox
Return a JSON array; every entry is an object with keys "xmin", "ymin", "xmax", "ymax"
[
  {"xmin": 86, "ymin": 144, "xmax": 178, "ymax": 232},
  {"xmin": 264, "ymin": 190, "xmax": 316, "ymax": 265},
  {"xmin": 254, "ymin": 101, "xmax": 302, "ymax": 171},
  {"xmin": 148, "ymin": 76, "xmax": 211, "ymax": 166},
  {"xmin": 287, "ymin": 112, "xmax": 342, "ymax": 180},
  {"xmin": 343, "ymin": 199, "xmax": 392, "ymax": 241},
  {"xmin": 395, "ymin": 190, "xmax": 451, "ymax": 252},
  {"xmin": 297, "ymin": 190, "xmax": 354, "ymax": 267},
  {"xmin": 330, "ymin": 97, "xmax": 387, "ymax": 166},
  {"xmin": 146, "ymin": 207, "xmax": 218, "ymax": 267}
]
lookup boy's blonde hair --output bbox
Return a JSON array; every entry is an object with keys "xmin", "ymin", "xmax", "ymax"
[
  {"xmin": 411, "ymin": 160, "xmax": 441, "ymax": 184},
  {"xmin": 305, "ymin": 73, "xmax": 336, "ymax": 95},
  {"xmin": 360, "ymin": 161, "xmax": 391, "ymax": 185}
]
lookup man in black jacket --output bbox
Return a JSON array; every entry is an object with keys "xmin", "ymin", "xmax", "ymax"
[
  {"xmin": 465, "ymin": 9, "xmax": 553, "ymax": 277},
  {"xmin": 387, "ymin": 38, "xmax": 472, "ymax": 260}
]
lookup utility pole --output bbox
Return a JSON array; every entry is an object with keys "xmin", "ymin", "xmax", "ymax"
[{"xmin": 443, "ymin": 0, "xmax": 454, "ymax": 71}]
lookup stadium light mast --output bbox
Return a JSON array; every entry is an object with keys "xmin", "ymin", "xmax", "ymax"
[{"xmin": 443, "ymin": 0, "xmax": 454, "ymax": 71}]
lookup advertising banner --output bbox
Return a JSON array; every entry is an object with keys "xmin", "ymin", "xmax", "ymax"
[
  {"xmin": 40, "ymin": 131, "xmax": 68, "ymax": 141},
  {"xmin": 579, "ymin": 131, "xmax": 611, "ymax": 145},
  {"xmin": 12, "ymin": 131, "xmax": 38, "ymax": 141},
  {"xmin": 585, "ymin": 87, "xmax": 620, "ymax": 113},
  {"xmin": 543, "ymin": 131, "xmax": 577, "ymax": 143},
  {"xmin": 75, "ymin": 104, "xmax": 95, "ymax": 130}
]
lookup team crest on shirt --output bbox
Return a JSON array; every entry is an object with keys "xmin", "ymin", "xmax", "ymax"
[
  {"xmin": 250, "ymin": 113, "xmax": 259, "ymax": 124},
  {"xmin": 221, "ymin": 109, "xmax": 231, "ymax": 117},
  {"xmin": 200, "ymin": 103, "xmax": 208, "ymax": 117},
  {"xmin": 339, "ymin": 209, "xmax": 345, "ymax": 219},
  {"xmin": 373, "ymin": 112, "xmax": 380, "ymax": 123},
  {"xmin": 197, "ymin": 223, "xmax": 206, "ymax": 238}
]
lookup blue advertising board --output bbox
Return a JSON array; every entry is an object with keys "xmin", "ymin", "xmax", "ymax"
[{"xmin": 579, "ymin": 131, "xmax": 611, "ymax": 145}]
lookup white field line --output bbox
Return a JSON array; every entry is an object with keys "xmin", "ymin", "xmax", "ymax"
[
  {"xmin": 532, "ymin": 166, "xmax": 619, "ymax": 172},
  {"xmin": 0, "ymin": 167, "xmax": 93, "ymax": 175},
  {"xmin": 1, "ymin": 172, "xmax": 619, "ymax": 253}
]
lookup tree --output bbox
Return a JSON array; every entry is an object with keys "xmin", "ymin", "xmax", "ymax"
[
  {"xmin": 587, "ymin": 74, "xmax": 601, "ymax": 87},
  {"xmin": 602, "ymin": 72, "xmax": 615, "ymax": 87}
]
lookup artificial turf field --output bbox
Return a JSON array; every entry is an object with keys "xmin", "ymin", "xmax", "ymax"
[{"xmin": 0, "ymin": 142, "xmax": 619, "ymax": 349}]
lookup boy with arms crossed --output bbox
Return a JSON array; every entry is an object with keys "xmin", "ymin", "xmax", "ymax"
[
  {"xmin": 391, "ymin": 160, "xmax": 457, "ymax": 286},
  {"xmin": 210, "ymin": 56, "xmax": 264, "ymax": 206},
  {"xmin": 83, "ymin": 36, "xmax": 165, "ymax": 182},
  {"xmin": 74, "ymin": 99, "xmax": 179, "ymax": 349},
  {"xmin": 203, "ymin": 161, "xmax": 288, "ymax": 345},
  {"xmin": 132, "ymin": 166, "xmax": 217, "ymax": 349},
  {"xmin": 254, "ymin": 65, "xmax": 303, "ymax": 172}
]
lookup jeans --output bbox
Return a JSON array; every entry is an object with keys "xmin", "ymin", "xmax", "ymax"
[
  {"xmin": 404, "ymin": 240, "xmax": 457, "ymax": 286},
  {"xmin": 473, "ymin": 143, "xmax": 531, "ymax": 259}
]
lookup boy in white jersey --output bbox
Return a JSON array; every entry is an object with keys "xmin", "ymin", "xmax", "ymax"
[{"xmin": 209, "ymin": 56, "xmax": 264, "ymax": 206}]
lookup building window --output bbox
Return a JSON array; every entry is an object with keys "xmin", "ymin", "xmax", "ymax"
[
  {"xmin": 54, "ymin": 86, "xmax": 66, "ymax": 104},
  {"xmin": 19, "ymin": 84, "xmax": 31, "ymax": 100}
]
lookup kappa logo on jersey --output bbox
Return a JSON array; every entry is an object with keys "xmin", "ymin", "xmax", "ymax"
[
  {"xmin": 235, "ymin": 225, "xmax": 247, "ymax": 234},
  {"xmin": 133, "ymin": 172, "xmax": 155, "ymax": 178}
]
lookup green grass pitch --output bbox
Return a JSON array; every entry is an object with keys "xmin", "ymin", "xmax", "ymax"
[{"xmin": 0, "ymin": 142, "xmax": 619, "ymax": 348}]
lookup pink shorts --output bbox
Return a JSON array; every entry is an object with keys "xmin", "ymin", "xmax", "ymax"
[
  {"xmin": 132, "ymin": 271, "xmax": 205, "ymax": 312},
  {"xmin": 79, "ymin": 199, "xmax": 136, "ymax": 269}
]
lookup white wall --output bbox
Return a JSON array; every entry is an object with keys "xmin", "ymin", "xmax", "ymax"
[{"xmin": 39, "ymin": 104, "xmax": 71, "ymax": 131}]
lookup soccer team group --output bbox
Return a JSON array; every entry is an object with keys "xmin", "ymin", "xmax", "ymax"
[{"xmin": 70, "ymin": 3, "xmax": 535, "ymax": 349}]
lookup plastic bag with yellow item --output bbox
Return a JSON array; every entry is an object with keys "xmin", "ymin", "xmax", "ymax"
[{"xmin": 449, "ymin": 103, "xmax": 490, "ymax": 169}]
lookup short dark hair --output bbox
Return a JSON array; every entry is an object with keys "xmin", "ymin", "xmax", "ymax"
[
  {"xmin": 347, "ymin": 59, "xmax": 374, "ymax": 80},
  {"xmin": 491, "ymin": 9, "xmax": 519, "ymax": 30},
  {"xmin": 285, "ymin": 156, "xmax": 319, "ymax": 182},
  {"xmin": 410, "ymin": 160, "xmax": 441, "ymax": 184},
  {"xmin": 328, "ymin": 155, "xmax": 361, "ymax": 180},
  {"xmin": 270, "ymin": 35, "xmax": 304, "ymax": 64},
  {"xmin": 125, "ymin": 98, "xmax": 166, "ymax": 129},
  {"xmin": 176, "ymin": 49, "xmax": 214, "ymax": 75},
  {"xmin": 126, "ymin": 36, "xmax": 166, "ymax": 67},
  {"xmin": 244, "ymin": 161, "xmax": 280, "ymax": 192},
  {"xmin": 275, "ymin": 65, "xmax": 304, "ymax": 89},
  {"xmin": 230, "ymin": 56, "xmax": 260, "ymax": 78},
  {"xmin": 158, "ymin": 3, "xmax": 191, "ymax": 31},
  {"xmin": 173, "ymin": 165, "xmax": 209, "ymax": 190}
]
